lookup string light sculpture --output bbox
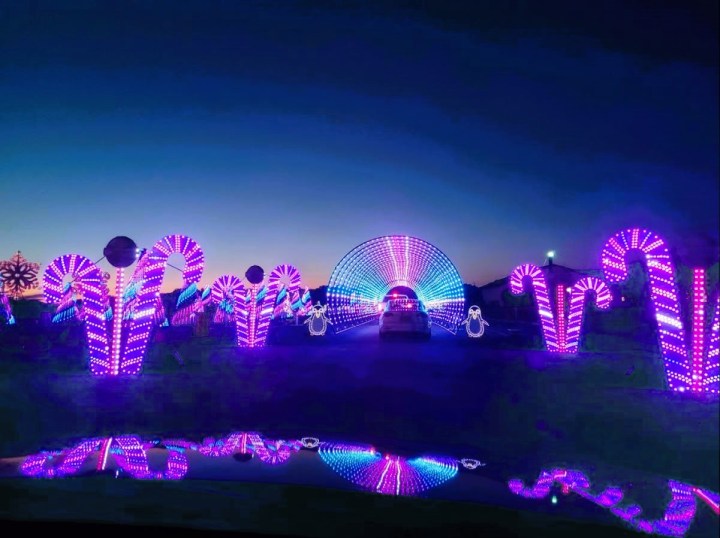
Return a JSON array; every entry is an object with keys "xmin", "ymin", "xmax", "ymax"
[
  {"xmin": 318, "ymin": 442, "xmax": 458, "ymax": 496},
  {"xmin": 51, "ymin": 272, "xmax": 112, "ymax": 325},
  {"xmin": 122, "ymin": 234, "xmax": 204, "ymax": 373},
  {"xmin": 20, "ymin": 450, "xmax": 64, "ymax": 478},
  {"xmin": 600, "ymin": 228, "xmax": 719, "ymax": 394},
  {"xmin": 508, "ymin": 468, "xmax": 711, "ymax": 537},
  {"xmin": 247, "ymin": 434, "xmax": 302, "ymax": 465},
  {"xmin": 305, "ymin": 302, "xmax": 331, "ymax": 336},
  {"xmin": 298, "ymin": 287, "xmax": 312, "ymax": 316},
  {"xmin": 110, "ymin": 435, "xmax": 189, "ymax": 480},
  {"xmin": 20, "ymin": 436, "xmax": 188, "ymax": 480},
  {"xmin": 210, "ymin": 274, "xmax": 244, "ymax": 325},
  {"xmin": 123, "ymin": 250, "xmax": 167, "ymax": 326},
  {"xmin": 327, "ymin": 235, "xmax": 465, "ymax": 333},
  {"xmin": 171, "ymin": 283, "xmax": 211, "ymax": 325},
  {"xmin": 460, "ymin": 458, "xmax": 486, "ymax": 470},
  {"xmin": 565, "ymin": 277, "xmax": 612, "ymax": 352},
  {"xmin": 56, "ymin": 438, "xmax": 104, "ymax": 476},
  {"xmin": 44, "ymin": 254, "xmax": 112, "ymax": 375},
  {"xmin": 509, "ymin": 264, "xmax": 611, "ymax": 353},
  {"xmin": 0, "ymin": 251, "xmax": 40, "ymax": 299},
  {"xmin": 461, "ymin": 305, "xmax": 489, "ymax": 338},
  {"xmin": 509, "ymin": 264, "xmax": 558, "ymax": 351},
  {"xmin": 210, "ymin": 270, "xmax": 280, "ymax": 347},
  {"xmin": 198, "ymin": 432, "xmax": 254, "ymax": 457},
  {"xmin": 301, "ymin": 437, "xmax": 320, "ymax": 449},
  {"xmin": 0, "ymin": 279, "xmax": 14, "ymax": 324},
  {"xmin": 45, "ymin": 234, "xmax": 203, "ymax": 375},
  {"xmin": 19, "ymin": 431, "xmax": 717, "ymax": 534},
  {"xmin": 268, "ymin": 264, "xmax": 303, "ymax": 320},
  {"xmin": 240, "ymin": 267, "xmax": 278, "ymax": 348},
  {"xmin": 693, "ymin": 487, "xmax": 720, "ymax": 515},
  {"xmin": 273, "ymin": 286, "xmax": 294, "ymax": 319},
  {"xmin": 52, "ymin": 281, "xmax": 82, "ymax": 323}
]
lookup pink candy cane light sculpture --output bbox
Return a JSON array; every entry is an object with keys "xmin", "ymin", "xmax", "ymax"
[
  {"xmin": 122, "ymin": 234, "xmax": 204, "ymax": 373},
  {"xmin": 44, "ymin": 254, "xmax": 112, "ymax": 375},
  {"xmin": 211, "ymin": 264, "xmax": 304, "ymax": 347},
  {"xmin": 44, "ymin": 234, "xmax": 204, "ymax": 376},
  {"xmin": 509, "ymin": 264, "xmax": 611, "ymax": 353},
  {"xmin": 601, "ymin": 228, "xmax": 719, "ymax": 394}
]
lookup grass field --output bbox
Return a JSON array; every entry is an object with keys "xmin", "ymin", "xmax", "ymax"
[{"xmin": 0, "ymin": 320, "xmax": 718, "ymax": 536}]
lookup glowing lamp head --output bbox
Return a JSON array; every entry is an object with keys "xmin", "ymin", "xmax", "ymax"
[{"xmin": 547, "ymin": 250, "xmax": 555, "ymax": 259}]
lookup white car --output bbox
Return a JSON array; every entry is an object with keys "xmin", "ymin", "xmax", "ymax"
[{"xmin": 379, "ymin": 298, "xmax": 431, "ymax": 340}]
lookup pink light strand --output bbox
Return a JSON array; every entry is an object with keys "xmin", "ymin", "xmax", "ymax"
[
  {"xmin": 43, "ymin": 254, "xmax": 111, "ymax": 375},
  {"xmin": 691, "ymin": 269, "xmax": 706, "ymax": 392},
  {"xmin": 565, "ymin": 277, "xmax": 612, "ymax": 353},
  {"xmin": 122, "ymin": 235, "xmax": 204, "ymax": 374},
  {"xmin": 705, "ymin": 302, "xmax": 720, "ymax": 393},
  {"xmin": 601, "ymin": 228, "xmax": 691, "ymax": 392},
  {"xmin": 509, "ymin": 264, "xmax": 559, "ymax": 352},
  {"xmin": 556, "ymin": 285, "xmax": 566, "ymax": 351},
  {"xmin": 509, "ymin": 469, "xmax": 703, "ymax": 537}
]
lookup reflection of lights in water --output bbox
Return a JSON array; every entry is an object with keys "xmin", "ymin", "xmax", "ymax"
[
  {"xmin": 317, "ymin": 442, "xmax": 458, "ymax": 496},
  {"xmin": 508, "ymin": 467, "xmax": 715, "ymax": 537},
  {"xmin": 16, "ymin": 432, "xmax": 719, "ymax": 536}
]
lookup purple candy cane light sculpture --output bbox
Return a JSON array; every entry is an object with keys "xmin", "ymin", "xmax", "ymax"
[
  {"xmin": 601, "ymin": 228, "xmax": 719, "ymax": 394},
  {"xmin": 509, "ymin": 264, "xmax": 559, "ymax": 351},
  {"xmin": 45, "ymin": 235, "xmax": 204, "ymax": 375},
  {"xmin": 509, "ymin": 265, "xmax": 611, "ymax": 353},
  {"xmin": 268, "ymin": 263, "xmax": 302, "ymax": 319},
  {"xmin": 210, "ymin": 274, "xmax": 245, "ymax": 325},
  {"xmin": 565, "ymin": 277, "xmax": 612, "ymax": 353},
  {"xmin": 122, "ymin": 234, "xmax": 204, "ymax": 373},
  {"xmin": 210, "ymin": 268, "xmax": 280, "ymax": 347},
  {"xmin": 43, "ymin": 254, "xmax": 112, "ymax": 375}
]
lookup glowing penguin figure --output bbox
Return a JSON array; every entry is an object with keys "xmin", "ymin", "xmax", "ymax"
[
  {"xmin": 461, "ymin": 305, "xmax": 489, "ymax": 338},
  {"xmin": 305, "ymin": 302, "xmax": 331, "ymax": 336}
]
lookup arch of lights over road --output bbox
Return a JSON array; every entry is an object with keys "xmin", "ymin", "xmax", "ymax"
[{"xmin": 327, "ymin": 235, "xmax": 465, "ymax": 333}]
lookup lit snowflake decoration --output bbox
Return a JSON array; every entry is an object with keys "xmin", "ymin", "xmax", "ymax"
[{"xmin": 0, "ymin": 251, "xmax": 40, "ymax": 300}]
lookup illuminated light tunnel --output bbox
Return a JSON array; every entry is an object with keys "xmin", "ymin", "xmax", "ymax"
[{"xmin": 327, "ymin": 235, "xmax": 465, "ymax": 333}]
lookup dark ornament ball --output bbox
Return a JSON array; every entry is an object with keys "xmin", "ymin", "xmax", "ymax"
[
  {"xmin": 245, "ymin": 265, "xmax": 265, "ymax": 284},
  {"xmin": 104, "ymin": 236, "xmax": 138, "ymax": 268}
]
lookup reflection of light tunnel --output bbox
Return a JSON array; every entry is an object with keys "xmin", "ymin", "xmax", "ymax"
[{"xmin": 327, "ymin": 235, "xmax": 465, "ymax": 333}]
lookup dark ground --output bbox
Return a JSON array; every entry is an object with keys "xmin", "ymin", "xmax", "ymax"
[{"xmin": 0, "ymin": 320, "xmax": 718, "ymax": 536}]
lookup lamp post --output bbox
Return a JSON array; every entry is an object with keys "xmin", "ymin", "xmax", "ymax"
[
  {"xmin": 546, "ymin": 250, "xmax": 555, "ymax": 266},
  {"xmin": 103, "ymin": 236, "xmax": 139, "ymax": 375}
]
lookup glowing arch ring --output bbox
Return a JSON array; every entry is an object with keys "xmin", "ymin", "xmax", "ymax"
[{"xmin": 327, "ymin": 235, "xmax": 465, "ymax": 333}]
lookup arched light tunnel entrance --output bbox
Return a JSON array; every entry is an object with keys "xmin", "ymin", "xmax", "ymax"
[{"xmin": 327, "ymin": 235, "xmax": 465, "ymax": 333}]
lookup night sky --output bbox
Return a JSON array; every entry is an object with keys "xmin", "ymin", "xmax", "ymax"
[{"xmin": 1, "ymin": 1, "xmax": 718, "ymax": 292}]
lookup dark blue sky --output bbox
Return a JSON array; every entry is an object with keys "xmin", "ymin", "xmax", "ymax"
[{"xmin": 1, "ymin": 1, "xmax": 717, "ymax": 290}]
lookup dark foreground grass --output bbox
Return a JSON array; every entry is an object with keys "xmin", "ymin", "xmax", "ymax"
[
  {"xmin": 0, "ymin": 323, "xmax": 718, "ymax": 536},
  {"xmin": 0, "ymin": 477, "xmax": 651, "ymax": 538}
]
